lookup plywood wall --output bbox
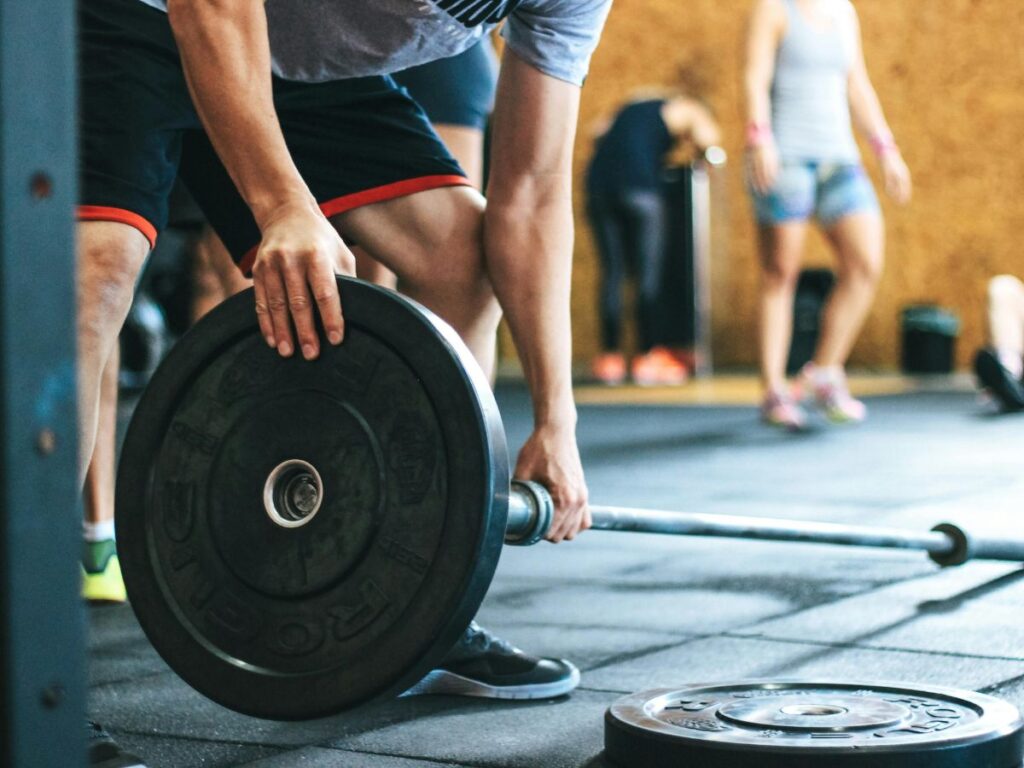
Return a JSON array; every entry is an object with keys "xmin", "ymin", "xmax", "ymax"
[{"xmin": 566, "ymin": 0, "xmax": 1024, "ymax": 369}]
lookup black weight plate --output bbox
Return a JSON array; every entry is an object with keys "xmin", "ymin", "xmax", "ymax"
[
  {"xmin": 116, "ymin": 277, "xmax": 510, "ymax": 720},
  {"xmin": 606, "ymin": 680, "xmax": 1024, "ymax": 768}
]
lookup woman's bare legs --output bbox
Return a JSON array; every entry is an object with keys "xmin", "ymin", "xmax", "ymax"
[
  {"xmin": 815, "ymin": 211, "xmax": 885, "ymax": 368},
  {"xmin": 758, "ymin": 221, "xmax": 808, "ymax": 393}
]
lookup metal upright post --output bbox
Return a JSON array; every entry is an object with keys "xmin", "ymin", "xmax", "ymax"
[
  {"xmin": 0, "ymin": 0, "xmax": 85, "ymax": 766},
  {"xmin": 690, "ymin": 161, "xmax": 714, "ymax": 377}
]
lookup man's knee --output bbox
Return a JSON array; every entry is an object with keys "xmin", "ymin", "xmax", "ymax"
[{"xmin": 78, "ymin": 222, "xmax": 149, "ymax": 341}]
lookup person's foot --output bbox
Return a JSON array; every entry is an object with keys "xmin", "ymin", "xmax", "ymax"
[
  {"xmin": 799, "ymin": 364, "xmax": 866, "ymax": 424},
  {"xmin": 631, "ymin": 347, "xmax": 689, "ymax": 386},
  {"xmin": 761, "ymin": 390, "xmax": 807, "ymax": 431},
  {"xmin": 592, "ymin": 352, "xmax": 627, "ymax": 385},
  {"xmin": 975, "ymin": 348, "xmax": 1024, "ymax": 412},
  {"xmin": 82, "ymin": 539, "xmax": 127, "ymax": 604},
  {"xmin": 88, "ymin": 720, "xmax": 146, "ymax": 768},
  {"xmin": 403, "ymin": 622, "xmax": 580, "ymax": 700}
]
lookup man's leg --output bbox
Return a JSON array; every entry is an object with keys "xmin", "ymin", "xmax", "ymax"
[
  {"xmin": 77, "ymin": 222, "xmax": 150, "ymax": 482},
  {"xmin": 333, "ymin": 186, "xmax": 580, "ymax": 700},
  {"xmin": 352, "ymin": 123, "xmax": 487, "ymax": 292},
  {"xmin": 81, "ymin": 345, "xmax": 126, "ymax": 603},
  {"xmin": 333, "ymin": 185, "xmax": 501, "ymax": 378}
]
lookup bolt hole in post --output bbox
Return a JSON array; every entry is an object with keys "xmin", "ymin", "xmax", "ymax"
[
  {"xmin": 263, "ymin": 459, "xmax": 324, "ymax": 528},
  {"xmin": 29, "ymin": 171, "xmax": 53, "ymax": 200}
]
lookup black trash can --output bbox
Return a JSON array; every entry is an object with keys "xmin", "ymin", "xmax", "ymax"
[
  {"xmin": 901, "ymin": 305, "xmax": 960, "ymax": 374},
  {"xmin": 786, "ymin": 269, "xmax": 835, "ymax": 375}
]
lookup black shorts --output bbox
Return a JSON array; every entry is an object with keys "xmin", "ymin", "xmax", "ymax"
[
  {"xmin": 78, "ymin": 0, "xmax": 469, "ymax": 272},
  {"xmin": 392, "ymin": 38, "xmax": 498, "ymax": 131}
]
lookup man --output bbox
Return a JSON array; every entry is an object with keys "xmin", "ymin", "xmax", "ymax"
[{"xmin": 79, "ymin": 1, "xmax": 611, "ymax": 763}]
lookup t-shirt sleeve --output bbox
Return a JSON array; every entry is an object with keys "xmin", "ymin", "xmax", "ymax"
[{"xmin": 500, "ymin": 0, "xmax": 613, "ymax": 86}]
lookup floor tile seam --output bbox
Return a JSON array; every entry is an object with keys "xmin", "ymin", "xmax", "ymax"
[
  {"xmin": 305, "ymin": 745, "xmax": 488, "ymax": 767},
  {"xmin": 720, "ymin": 569, "xmax": 993, "ymax": 636},
  {"xmin": 480, "ymin": 616, "xmax": 717, "ymax": 633},
  {"xmin": 477, "ymin": 619, "xmax": 689, "ymax": 638},
  {"xmin": 721, "ymin": 631, "xmax": 1024, "ymax": 663},
  {"xmin": 580, "ymin": 638, "xmax": 707, "ymax": 673},
  {"xmin": 980, "ymin": 672, "xmax": 1024, "ymax": 695}
]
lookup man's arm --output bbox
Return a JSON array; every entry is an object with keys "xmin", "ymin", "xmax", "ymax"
[
  {"xmin": 167, "ymin": 0, "xmax": 351, "ymax": 359},
  {"xmin": 485, "ymin": 49, "xmax": 589, "ymax": 543}
]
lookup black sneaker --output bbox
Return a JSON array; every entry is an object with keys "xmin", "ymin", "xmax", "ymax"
[
  {"xmin": 975, "ymin": 348, "xmax": 1024, "ymax": 412},
  {"xmin": 404, "ymin": 622, "xmax": 580, "ymax": 700},
  {"xmin": 87, "ymin": 720, "xmax": 146, "ymax": 768}
]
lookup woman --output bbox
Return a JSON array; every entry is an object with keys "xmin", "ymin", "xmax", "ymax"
[
  {"xmin": 587, "ymin": 92, "xmax": 720, "ymax": 386},
  {"xmin": 745, "ymin": 0, "xmax": 911, "ymax": 429}
]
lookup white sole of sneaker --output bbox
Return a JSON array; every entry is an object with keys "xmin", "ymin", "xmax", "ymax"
[{"xmin": 401, "ymin": 663, "xmax": 581, "ymax": 701}]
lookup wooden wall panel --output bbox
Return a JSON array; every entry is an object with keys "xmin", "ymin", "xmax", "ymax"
[{"xmin": 565, "ymin": 0, "xmax": 1024, "ymax": 369}]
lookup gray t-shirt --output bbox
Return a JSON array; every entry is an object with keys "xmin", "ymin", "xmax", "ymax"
[{"xmin": 137, "ymin": 0, "xmax": 612, "ymax": 86}]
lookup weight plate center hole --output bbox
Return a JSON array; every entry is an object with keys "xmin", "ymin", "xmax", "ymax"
[
  {"xmin": 264, "ymin": 459, "xmax": 324, "ymax": 528},
  {"xmin": 779, "ymin": 704, "xmax": 848, "ymax": 717}
]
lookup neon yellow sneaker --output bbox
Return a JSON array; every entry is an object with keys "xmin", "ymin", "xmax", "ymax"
[{"xmin": 82, "ymin": 539, "xmax": 127, "ymax": 604}]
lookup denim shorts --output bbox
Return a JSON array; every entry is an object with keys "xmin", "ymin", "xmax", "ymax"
[{"xmin": 750, "ymin": 162, "xmax": 880, "ymax": 226}]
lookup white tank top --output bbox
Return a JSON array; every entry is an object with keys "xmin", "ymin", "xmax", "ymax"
[{"xmin": 771, "ymin": 0, "xmax": 860, "ymax": 163}]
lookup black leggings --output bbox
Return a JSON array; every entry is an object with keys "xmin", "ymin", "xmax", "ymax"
[{"xmin": 588, "ymin": 191, "xmax": 667, "ymax": 352}]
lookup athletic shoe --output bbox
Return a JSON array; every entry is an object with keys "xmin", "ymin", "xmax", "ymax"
[
  {"xmin": 761, "ymin": 391, "xmax": 807, "ymax": 431},
  {"xmin": 631, "ymin": 347, "xmax": 689, "ymax": 386},
  {"xmin": 87, "ymin": 720, "xmax": 146, "ymax": 768},
  {"xmin": 813, "ymin": 377, "xmax": 866, "ymax": 424},
  {"xmin": 975, "ymin": 348, "xmax": 1024, "ymax": 412},
  {"xmin": 797, "ymin": 364, "xmax": 866, "ymax": 424},
  {"xmin": 82, "ymin": 539, "xmax": 127, "ymax": 604},
  {"xmin": 403, "ymin": 622, "xmax": 580, "ymax": 701},
  {"xmin": 592, "ymin": 352, "xmax": 627, "ymax": 385}
]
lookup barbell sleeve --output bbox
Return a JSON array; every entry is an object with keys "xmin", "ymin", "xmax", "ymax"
[{"xmin": 505, "ymin": 480, "xmax": 1020, "ymax": 568}]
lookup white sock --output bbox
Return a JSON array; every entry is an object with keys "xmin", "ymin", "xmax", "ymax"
[
  {"xmin": 83, "ymin": 519, "xmax": 115, "ymax": 543},
  {"xmin": 996, "ymin": 349, "xmax": 1024, "ymax": 380},
  {"xmin": 812, "ymin": 365, "xmax": 844, "ymax": 386}
]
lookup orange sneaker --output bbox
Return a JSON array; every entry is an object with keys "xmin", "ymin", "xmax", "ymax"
[
  {"xmin": 631, "ymin": 347, "xmax": 689, "ymax": 386},
  {"xmin": 592, "ymin": 352, "xmax": 627, "ymax": 385}
]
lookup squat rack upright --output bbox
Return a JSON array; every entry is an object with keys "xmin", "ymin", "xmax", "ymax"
[{"xmin": 0, "ymin": 1, "xmax": 85, "ymax": 766}]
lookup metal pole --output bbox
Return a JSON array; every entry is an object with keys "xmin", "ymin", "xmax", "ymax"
[
  {"xmin": 505, "ymin": 482, "xmax": 1015, "ymax": 567},
  {"xmin": 0, "ymin": 0, "xmax": 85, "ymax": 765},
  {"xmin": 586, "ymin": 505, "xmax": 954, "ymax": 558},
  {"xmin": 690, "ymin": 159, "xmax": 714, "ymax": 377}
]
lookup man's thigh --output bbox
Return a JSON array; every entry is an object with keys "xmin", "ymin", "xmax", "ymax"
[{"xmin": 331, "ymin": 185, "xmax": 486, "ymax": 289}]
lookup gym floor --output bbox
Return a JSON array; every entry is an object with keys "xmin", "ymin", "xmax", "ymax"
[{"xmin": 90, "ymin": 378, "xmax": 1024, "ymax": 767}]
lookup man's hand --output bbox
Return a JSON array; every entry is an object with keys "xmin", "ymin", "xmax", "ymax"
[
  {"xmin": 251, "ymin": 203, "xmax": 355, "ymax": 360},
  {"xmin": 880, "ymin": 151, "xmax": 912, "ymax": 206},
  {"xmin": 514, "ymin": 423, "xmax": 590, "ymax": 543},
  {"xmin": 748, "ymin": 140, "xmax": 780, "ymax": 195}
]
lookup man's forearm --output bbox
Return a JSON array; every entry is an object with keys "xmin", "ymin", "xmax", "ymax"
[
  {"xmin": 485, "ymin": 191, "xmax": 577, "ymax": 428},
  {"xmin": 168, "ymin": 0, "xmax": 314, "ymax": 226}
]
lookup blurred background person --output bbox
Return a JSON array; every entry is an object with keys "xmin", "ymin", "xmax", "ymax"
[
  {"xmin": 975, "ymin": 275, "xmax": 1024, "ymax": 412},
  {"xmin": 586, "ymin": 83, "xmax": 720, "ymax": 386},
  {"xmin": 745, "ymin": 0, "xmax": 911, "ymax": 430}
]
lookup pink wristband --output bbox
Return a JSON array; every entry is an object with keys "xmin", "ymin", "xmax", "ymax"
[
  {"xmin": 746, "ymin": 122, "xmax": 773, "ymax": 147},
  {"xmin": 870, "ymin": 132, "xmax": 897, "ymax": 156}
]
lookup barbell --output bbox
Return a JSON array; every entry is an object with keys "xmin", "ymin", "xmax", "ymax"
[{"xmin": 116, "ymin": 277, "xmax": 1024, "ymax": 721}]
